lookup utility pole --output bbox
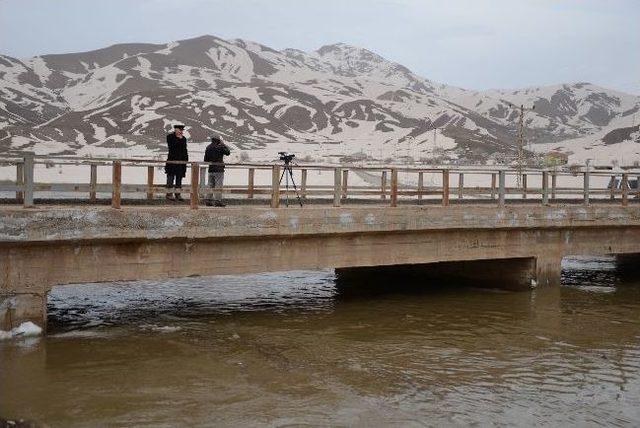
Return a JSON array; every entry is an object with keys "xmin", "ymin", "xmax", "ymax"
[{"xmin": 510, "ymin": 103, "xmax": 535, "ymax": 188}]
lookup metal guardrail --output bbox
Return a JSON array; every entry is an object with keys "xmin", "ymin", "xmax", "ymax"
[{"xmin": 1, "ymin": 154, "xmax": 639, "ymax": 209}]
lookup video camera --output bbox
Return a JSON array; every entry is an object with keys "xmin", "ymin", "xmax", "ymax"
[{"xmin": 278, "ymin": 151, "xmax": 295, "ymax": 164}]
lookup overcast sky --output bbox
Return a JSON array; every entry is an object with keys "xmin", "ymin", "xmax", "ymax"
[{"xmin": 1, "ymin": 0, "xmax": 638, "ymax": 94}]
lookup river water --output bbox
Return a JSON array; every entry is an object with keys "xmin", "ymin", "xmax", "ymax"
[{"xmin": 2, "ymin": 257, "xmax": 640, "ymax": 427}]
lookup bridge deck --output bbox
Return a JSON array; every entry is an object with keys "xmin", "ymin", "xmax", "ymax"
[
  {"xmin": 2, "ymin": 203, "xmax": 639, "ymax": 243},
  {"xmin": 2, "ymin": 202, "xmax": 640, "ymax": 331}
]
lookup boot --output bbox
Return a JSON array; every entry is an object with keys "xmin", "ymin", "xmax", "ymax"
[{"xmin": 175, "ymin": 193, "xmax": 184, "ymax": 202}]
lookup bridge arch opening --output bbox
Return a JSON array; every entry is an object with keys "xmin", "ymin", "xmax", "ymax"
[
  {"xmin": 561, "ymin": 253, "xmax": 640, "ymax": 290},
  {"xmin": 336, "ymin": 257, "xmax": 538, "ymax": 292}
]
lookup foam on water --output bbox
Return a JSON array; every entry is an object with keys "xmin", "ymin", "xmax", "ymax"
[{"xmin": 0, "ymin": 321, "xmax": 43, "ymax": 340}]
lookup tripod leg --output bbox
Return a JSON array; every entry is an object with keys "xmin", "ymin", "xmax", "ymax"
[
  {"xmin": 287, "ymin": 168, "xmax": 304, "ymax": 207},
  {"xmin": 285, "ymin": 167, "xmax": 290, "ymax": 207},
  {"xmin": 279, "ymin": 167, "xmax": 290, "ymax": 207}
]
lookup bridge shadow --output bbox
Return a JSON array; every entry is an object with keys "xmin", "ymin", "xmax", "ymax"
[{"xmin": 333, "ymin": 266, "xmax": 475, "ymax": 300}]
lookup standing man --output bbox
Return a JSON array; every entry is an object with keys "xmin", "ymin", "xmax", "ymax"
[
  {"xmin": 204, "ymin": 136, "xmax": 231, "ymax": 207},
  {"xmin": 165, "ymin": 124, "xmax": 188, "ymax": 201}
]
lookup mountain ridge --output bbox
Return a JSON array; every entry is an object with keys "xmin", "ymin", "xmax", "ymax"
[{"xmin": 1, "ymin": 34, "xmax": 638, "ymax": 164}]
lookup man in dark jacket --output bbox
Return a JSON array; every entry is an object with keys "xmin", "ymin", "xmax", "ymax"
[
  {"xmin": 204, "ymin": 136, "xmax": 231, "ymax": 206},
  {"xmin": 165, "ymin": 124, "xmax": 188, "ymax": 201}
]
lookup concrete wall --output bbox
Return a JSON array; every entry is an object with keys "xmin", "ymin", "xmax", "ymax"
[{"xmin": 1, "ymin": 204, "xmax": 640, "ymax": 331}]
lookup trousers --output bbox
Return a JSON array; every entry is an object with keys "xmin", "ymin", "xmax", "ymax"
[
  {"xmin": 166, "ymin": 174, "xmax": 183, "ymax": 190},
  {"xmin": 207, "ymin": 171, "xmax": 224, "ymax": 202}
]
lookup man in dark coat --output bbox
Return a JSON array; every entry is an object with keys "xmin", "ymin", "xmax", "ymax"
[
  {"xmin": 165, "ymin": 124, "xmax": 188, "ymax": 201},
  {"xmin": 204, "ymin": 135, "xmax": 231, "ymax": 206}
]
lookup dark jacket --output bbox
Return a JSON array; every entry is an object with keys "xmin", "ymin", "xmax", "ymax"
[
  {"xmin": 204, "ymin": 141, "xmax": 231, "ymax": 172},
  {"xmin": 165, "ymin": 133, "xmax": 188, "ymax": 177}
]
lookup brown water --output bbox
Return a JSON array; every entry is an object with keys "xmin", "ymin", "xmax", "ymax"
[{"xmin": 2, "ymin": 257, "xmax": 640, "ymax": 427}]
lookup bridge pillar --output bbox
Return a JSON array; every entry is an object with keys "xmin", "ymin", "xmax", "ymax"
[
  {"xmin": 535, "ymin": 255, "xmax": 562, "ymax": 287},
  {"xmin": 0, "ymin": 293, "xmax": 47, "ymax": 332},
  {"xmin": 0, "ymin": 248, "xmax": 51, "ymax": 333}
]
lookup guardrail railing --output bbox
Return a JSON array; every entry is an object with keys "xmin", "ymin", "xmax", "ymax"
[{"xmin": 1, "ymin": 154, "xmax": 639, "ymax": 209}]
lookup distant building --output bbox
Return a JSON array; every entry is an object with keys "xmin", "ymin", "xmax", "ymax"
[{"xmin": 544, "ymin": 151, "xmax": 569, "ymax": 166}]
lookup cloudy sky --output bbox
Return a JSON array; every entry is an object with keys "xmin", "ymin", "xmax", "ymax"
[{"xmin": 1, "ymin": 0, "xmax": 638, "ymax": 93}]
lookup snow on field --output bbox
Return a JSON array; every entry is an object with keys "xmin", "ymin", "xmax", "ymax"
[
  {"xmin": 134, "ymin": 56, "xmax": 154, "ymax": 80},
  {"xmin": 91, "ymin": 123, "xmax": 107, "ymax": 142},
  {"xmin": 531, "ymin": 112, "xmax": 640, "ymax": 165},
  {"xmin": 10, "ymin": 136, "xmax": 69, "ymax": 154},
  {"xmin": 197, "ymin": 91, "xmax": 235, "ymax": 112},
  {"xmin": 156, "ymin": 41, "xmax": 178, "ymax": 55},
  {"xmin": 26, "ymin": 56, "xmax": 52, "ymax": 82},
  {"xmin": 75, "ymin": 130, "xmax": 87, "ymax": 145},
  {"xmin": 221, "ymin": 115, "xmax": 245, "ymax": 127},
  {"xmin": 62, "ymin": 64, "xmax": 131, "ymax": 110},
  {"xmin": 535, "ymin": 137, "xmax": 640, "ymax": 165},
  {"xmin": 205, "ymin": 44, "xmax": 254, "ymax": 81},
  {"xmin": 84, "ymin": 100, "xmax": 126, "ymax": 118},
  {"xmin": 127, "ymin": 95, "xmax": 168, "ymax": 131},
  {"xmin": 225, "ymin": 86, "xmax": 265, "ymax": 106}
]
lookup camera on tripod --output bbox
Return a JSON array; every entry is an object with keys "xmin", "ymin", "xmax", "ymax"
[
  {"xmin": 278, "ymin": 151, "xmax": 295, "ymax": 164},
  {"xmin": 276, "ymin": 151, "xmax": 303, "ymax": 207}
]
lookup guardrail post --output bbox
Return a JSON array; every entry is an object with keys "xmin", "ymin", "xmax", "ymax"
[
  {"xmin": 417, "ymin": 171, "xmax": 424, "ymax": 204},
  {"xmin": 23, "ymin": 154, "xmax": 34, "ymax": 208},
  {"xmin": 542, "ymin": 171, "xmax": 549, "ymax": 205},
  {"xmin": 380, "ymin": 171, "xmax": 387, "ymax": 200},
  {"xmin": 622, "ymin": 173, "xmax": 629, "ymax": 206},
  {"xmin": 551, "ymin": 173, "xmax": 557, "ymax": 201},
  {"xmin": 610, "ymin": 174, "xmax": 616, "ymax": 200},
  {"xmin": 271, "ymin": 165, "xmax": 280, "ymax": 208},
  {"xmin": 522, "ymin": 174, "xmax": 527, "ymax": 199},
  {"xmin": 583, "ymin": 171, "xmax": 590, "ymax": 206},
  {"xmin": 199, "ymin": 165, "xmax": 207, "ymax": 191},
  {"xmin": 111, "ymin": 160, "xmax": 121, "ymax": 209},
  {"xmin": 16, "ymin": 161, "xmax": 24, "ymax": 203},
  {"xmin": 458, "ymin": 172, "xmax": 464, "ymax": 199},
  {"xmin": 300, "ymin": 169, "xmax": 307, "ymax": 199},
  {"xmin": 146, "ymin": 165, "xmax": 154, "ymax": 201},
  {"xmin": 442, "ymin": 169, "xmax": 449, "ymax": 206},
  {"xmin": 89, "ymin": 163, "xmax": 98, "ymax": 202},
  {"xmin": 498, "ymin": 170, "xmax": 505, "ymax": 206},
  {"xmin": 341, "ymin": 169, "xmax": 349, "ymax": 199},
  {"xmin": 248, "ymin": 168, "xmax": 255, "ymax": 199},
  {"xmin": 491, "ymin": 173, "xmax": 496, "ymax": 200},
  {"xmin": 390, "ymin": 168, "xmax": 398, "ymax": 207},
  {"xmin": 333, "ymin": 167, "xmax": 342, "ymax": 207},
  {"xmin": 190, "ymin": 163, "xmax": 199, "ymax": 209}
]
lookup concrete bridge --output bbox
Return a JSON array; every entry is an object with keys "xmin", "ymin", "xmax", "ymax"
[{"xmin": 2, "ymin": 203, "xmax": 640, "ymax": 331}]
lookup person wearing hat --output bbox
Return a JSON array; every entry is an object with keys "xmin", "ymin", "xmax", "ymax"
[
  {"xmin": 164, "ymin": 124, "xmax": 189, "ymax": 201},
  {"xmin": 204, "ymin": 135, "xmax": 231, "ymax": 206}
]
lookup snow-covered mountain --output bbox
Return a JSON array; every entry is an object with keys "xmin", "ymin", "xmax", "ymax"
[{"xmin": 1, "ymin": 34, "xmax": 638, "ymax": 164}]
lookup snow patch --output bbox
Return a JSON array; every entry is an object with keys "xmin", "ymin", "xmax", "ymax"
[{"xmin": 0, "ymin": 321, "xmax": 43, "ymax": 340}]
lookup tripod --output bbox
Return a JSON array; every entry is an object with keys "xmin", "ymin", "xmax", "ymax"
[{"xmin": 279, "ymin": 160, "xmax": 304, "ymax": 207}]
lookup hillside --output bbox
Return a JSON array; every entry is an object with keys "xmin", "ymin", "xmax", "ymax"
[{"xmin": 1, "ymin": 34, "xmax": 638, "ymax": 164}]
